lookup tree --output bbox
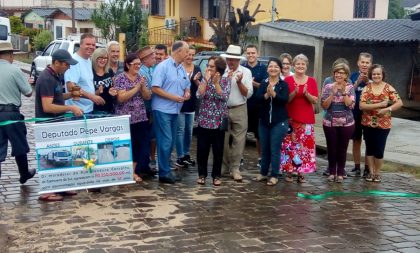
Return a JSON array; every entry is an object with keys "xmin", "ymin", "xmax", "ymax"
[
  {"xmin": 388, "ymin": 0, "xmax": 405, "ymax": 19},
  {"xmin": 91, "ymin": 0, "xmax": 143, "ymax": 52},
  {"xmin": 209, "ymin": 0, "xmax": 264, "ymax": 50},
  {"xmin": 9, "ymin": 16, "xmax": 25, "ymax": 34}
]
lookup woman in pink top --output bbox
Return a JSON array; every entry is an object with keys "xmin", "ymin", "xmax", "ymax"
[{"xmin": 281, "ymin": 54, "xmax": 318, "ymax": 183}]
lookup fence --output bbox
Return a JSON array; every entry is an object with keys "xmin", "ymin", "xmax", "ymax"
[{"xmin": 11, "ymin": 34, "xmax": 30, "ymax": 52}]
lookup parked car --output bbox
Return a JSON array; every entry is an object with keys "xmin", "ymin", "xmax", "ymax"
[
  {"xmin": 193, "ymin": 51, "xmax": 270, "ymax": 73},
  {"xmin": 30, "ymin": 38, "xmax": 104, "ymax": 83}
]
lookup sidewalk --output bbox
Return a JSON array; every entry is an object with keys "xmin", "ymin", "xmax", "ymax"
[{"xmin": 314, "ymin": 113, "xmax": 420, "ymax": 167}]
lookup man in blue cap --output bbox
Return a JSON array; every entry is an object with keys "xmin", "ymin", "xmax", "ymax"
[{"xmin": 35, "ymin": 49, "xmax": 83, "ymax": 201}]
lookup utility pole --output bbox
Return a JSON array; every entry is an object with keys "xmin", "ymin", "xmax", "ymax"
[
  {"xmin": 271, "ymin": 0, "xmax": 276, "ymax": 22},
  {"xmin": 71, "ymin": 0, "xmax": 76, "ymax": 33}
]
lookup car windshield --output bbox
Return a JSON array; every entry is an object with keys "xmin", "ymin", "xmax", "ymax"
[
  {"xmin": 56, "ymin": 151, "xmax": 70, "ymax": 157},
  {"xmin": 0, "ymin": 25, "xmax": 7, "ymax": 40}
]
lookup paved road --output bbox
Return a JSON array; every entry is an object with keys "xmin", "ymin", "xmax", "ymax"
[{"xmin": 0, "ymin": 73, "xmax": 420, "ymax": 252}]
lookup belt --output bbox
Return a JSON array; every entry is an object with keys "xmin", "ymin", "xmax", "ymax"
[
  {"xmin": 0, "ymin": 104, "xmax": 20, "ymax": 112},
  {"xmin": 228, "ymin": 103, "xmax": 245, "ymax": 109}
]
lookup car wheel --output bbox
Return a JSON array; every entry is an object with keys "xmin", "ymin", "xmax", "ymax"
[{"xmin": 30, "ymin": 64, "xmax": 37, "ymax": 85}]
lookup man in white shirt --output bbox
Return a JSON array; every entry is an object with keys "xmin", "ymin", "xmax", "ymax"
[
  {"xmin": 220, "ymin": 45, "xmax": 253, "ymax": 181},
  {"xmin": 65, "ymin": 33, "xmax": 105, "ymax": 113}
]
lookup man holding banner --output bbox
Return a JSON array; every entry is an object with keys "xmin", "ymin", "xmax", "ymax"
[
  {"xmin": 0, "ymin": 42, "xmax": 35, "ymax": 184},
  {"xmin": 35, "ymin": 49, "xmax": 83, "ymax": 201}
]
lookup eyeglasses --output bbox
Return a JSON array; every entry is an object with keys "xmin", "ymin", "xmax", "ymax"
[
  {"xmin": 282, "ymin": 62, "xmax": 291, "ymax": 66},
  {"xmin": 129, "ymin": 62, "xmax": 141, "ymax": 66},
  {"xmin": 335, "ymin": 71, "xmax": 347, "ymax": 75}
]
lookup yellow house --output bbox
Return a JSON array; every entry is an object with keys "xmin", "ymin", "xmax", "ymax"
[{"xmin": 147, "ymin": 0, "xmax": 388, "ymax": 47}]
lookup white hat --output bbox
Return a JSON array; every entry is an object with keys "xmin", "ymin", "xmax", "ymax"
[{"xmin": 220, "ymin": 45, "xmax": 245, "ymax": 60}]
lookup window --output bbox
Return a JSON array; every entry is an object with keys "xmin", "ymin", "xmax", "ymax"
[
  {"xmin": 0, "ymin": 25, "xmax": 7, "ymax": 40},
  {"xmin": 51, "ymin": 42, "xmax": 62, "ymax": 54},
  {"xmin": 43, "ymin": 43, "xmax": 54, "ymax": 56},
  {"xmin": 151, "ymin": 0, "xmax": 165, "ymax": 16},
  {"xmin": 201, "ymin": 0, "xmax": 229, "ymax": 19},
  {"xmin": 354, "ymin": 0, "xmax": 376, "ymax": 18}
]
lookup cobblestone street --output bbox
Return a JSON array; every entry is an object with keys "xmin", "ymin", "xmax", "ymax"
[{"xmin": 1, "ymin": 87, "xmax": 420, "ymax": 252}]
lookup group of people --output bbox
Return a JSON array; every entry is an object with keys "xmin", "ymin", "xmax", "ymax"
[{"xmin": 0, "ymin": 34, "xmax": 403, "ymax": 202}]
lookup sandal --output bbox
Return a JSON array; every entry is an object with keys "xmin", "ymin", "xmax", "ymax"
[
  {"xmin": 196, "ymin": 177, "xmax": 206, "ymax": 185},
  {"xmin": 365, "ymin": 174, "xmax": 374, "ymax": 182},
  {"xmin": 285, "ymin": 173, "xmax": 293, "ymax": 183},
  {"xmin": 213, "ymin": 177, "xmax": 221, "ymax": 186},
  {"xmin": 373, "ymin": 175, "xmax": 381, "ymax": 183},
  {"xmin": 133, "ymin": 174, "xmax": 143, "ymax": 183},
  {"xmin": 335, "ymin": 176, "xmax": 344, "ymax": 183},
  {"xmin": 297, "ymin": 175, "xmax": 306, "ymax": 184},
  {"xmin": 267, "ymin": 177, "xmax": 279, "ymax": 186},
  {"xmin": 38, "ymin": 193, "xmax": 64, "ymax": 202},
  {"xmin": 253, "ymin": 174, "xmax": 267, "ymax": 182},
  {"xmin": 327, "ymin": 175, "xmax": 335, "ymax": 182}
]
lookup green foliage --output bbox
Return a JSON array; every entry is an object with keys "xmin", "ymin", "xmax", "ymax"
[
  {"xmin": 33, "ymin": 30, "xmax": 53, "ymax": 51},
  {"xmin": 388, "ymin": 0, "xmax": 405, "ymax": 19},
  {"xmin": 91, "ymin": 0, "xmax": 144, "ymax": 52},
  {"xmin": 21, "ymin": 28, "xmax": 40, "ymax": 48},
  {"xmin": 9, "ymin": 16, "xmax": 24, "ymax": 34}
]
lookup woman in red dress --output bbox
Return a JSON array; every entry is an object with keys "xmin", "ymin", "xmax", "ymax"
[{"xmin": 281, "ymin": 54, "xmax": 318, "ymax": 183}]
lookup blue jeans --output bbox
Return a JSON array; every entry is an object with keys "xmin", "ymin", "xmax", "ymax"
[
  {"xmin": 258, "ymin": 120, "xmax": 288, "ymax": 177},
  {"xmin": 176, "ymin": 112, "xmax": 194, "ymax": 158},
  {"xmin": 153, "ymin": 110, "xmax": 178, "ymax": 177}
]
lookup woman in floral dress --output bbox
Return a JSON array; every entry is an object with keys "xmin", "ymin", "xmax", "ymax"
[{"xmin": 281, "ymin": 54, "xmax": 318, "ymax": 183}]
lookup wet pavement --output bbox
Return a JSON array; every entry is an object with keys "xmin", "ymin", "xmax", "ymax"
[{"xmin": 1, "ymin": 77, "xmax": 420, "ymax": 252}]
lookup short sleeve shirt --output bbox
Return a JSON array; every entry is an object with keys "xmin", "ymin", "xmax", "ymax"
[
  {"xmin": 35, "ymin": 66, "xmax": 65, "ymax": 118},
  {"xmin": 350, "ymin": 71, "xmax": 368, "ymax": 118},
  {"xmin": 0, "ymin": 59, "xmax": 32, "ymax": 106},
  {"xmin": 114, "ymin": 73, "xmax": 148, "ymax": 124},
  {"xmin": 242, "ymin": 61, "xmax": 267, "ymax": 106},
  {"xmin": 321, "ymin": 83, "xmax": 355, "ymax": 127},
  {"xmin": 64, "ymin": 53, "xmax": 95, "ymax": 113},
  {"xmin": 285, "ymin": 76, "xmax": 318, "ymax": 124},
  {"xmin": 360, "ymin": 83, "xmax": 401, "ymax": 129},
  {"xmin": 151, "ymin": 57, "xmax": 190, "ymax": 114},
  {"xmin": 93, "ymin": 69, "xmax": 114, "ymax": 113}
]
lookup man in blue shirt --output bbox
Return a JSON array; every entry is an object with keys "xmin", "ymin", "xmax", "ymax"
[
  {"xmin": 151, "ymin": 41, "xmax": 190, "ymax": 184},
  {"xmin": 349, "ymin": 52, "xmax": 372, "ymax": 178},
  {"xmin": 241, "ymin": 44, "xmax": 267, "ymax": 168},
  {"xmin": 138, "ymin": 46, "xmax": 158, "ymax": 172}
]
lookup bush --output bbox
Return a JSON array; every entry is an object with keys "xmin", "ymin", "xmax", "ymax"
[
  {"xmin": 21, "ymin": 28, "xmax": 40, "ymax": 48},
  {"xmin": 33, "ymin": 30, "xmax": 53, "ymax": 51}
]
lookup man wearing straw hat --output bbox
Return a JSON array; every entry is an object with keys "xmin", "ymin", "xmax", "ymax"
[
  {"xmin": 0, "ymin": 42, "xmax": 35, "ymax": 184},
  {"xmin": 220, "ymin": 45, "xmax": 253, "ymax": 181}
]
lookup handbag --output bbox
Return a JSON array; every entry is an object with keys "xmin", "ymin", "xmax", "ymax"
[{"xmin": 219, "ymin": 117, "xmax": 229, "ymax": 131}]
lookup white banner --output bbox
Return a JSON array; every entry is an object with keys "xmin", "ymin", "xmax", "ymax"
[{"xmin": 34, "ymin": 115, "xmax": 134, "ymax": 194}]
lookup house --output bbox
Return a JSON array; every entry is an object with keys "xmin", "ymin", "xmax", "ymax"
[
  {"xmin": 22, "ymin": 8, "xmax": 101, "ymax": 40},
  {"xmin": 257, "ymin": 19, "xmax": 420, "ymax": 104},
  {"xmin": 0, "ymin": 0, "xmax": 104, "ymax": 9},
  {"xmin": 145, "ymin": 0, "xmax": 389, "ymax": 47}
]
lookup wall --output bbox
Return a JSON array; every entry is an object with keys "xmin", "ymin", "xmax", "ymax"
[
  {"xmin": 178, "ymin": 0, "xmax": 200, "ymax": 20},
  {"xmin": 232, "ymin": 0, "xmax": 334, "ymax": 23},
  {"xmin": 333, "ymin": 0, "xmax": 389, "ymax": 20},
  {"xmin": 1, "ymin": 0, "xmax": 103, "ymax": 8}
]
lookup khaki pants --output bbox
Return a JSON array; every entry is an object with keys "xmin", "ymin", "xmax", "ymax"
[{"xmin": 222, "ymin": 104, "xmax": 248, "ymax": 173}]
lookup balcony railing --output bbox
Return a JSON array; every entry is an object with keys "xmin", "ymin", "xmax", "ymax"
[{"xmin": 147, "ymin": 18, "xmax": 215, "ymax": 49}]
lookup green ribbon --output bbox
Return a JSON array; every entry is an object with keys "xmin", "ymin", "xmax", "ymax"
[
  {"xmin": 0, "ymin": 117, "xmax": 52, "ymax": 126},
  {"xmin": 297, "ymin": 190, "xmax": 420, "ymax": 200}
]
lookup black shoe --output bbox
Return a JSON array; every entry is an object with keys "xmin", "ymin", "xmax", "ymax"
[
  {"xmin": 182, "ymin": 155, "xmax": 195, "ymax": 166},
  {"xmin": 19, "ymin": 168, "xmax": 36, "ymax": 184},
  {"xmin": 362, "ymin": 169, "xmax": 369, "ymax": 178},
  {"xmin": 348, "ymin": 169, "xmax": 361, "ymax": 177},
  {"xmin": 139, "ymin": 169, "xmax": 157, "ymax": 178},
  {"xmin": 159, "ymin": 175, "xmax": 176, "ymax": 184},
  {"xmin": 175, "ymin": 158, "xmax": 188, "ymax": 168},
  {"xmin": 240, "ymin": 158, "xmax": 244, "ymax": 166},
  {"xmin": 322, "ymin": 169, "xmax": 330, "ymax": 176},
  {"xmin": 351, "ymin": 167, "xmax": 359, "ymax": 172}
]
